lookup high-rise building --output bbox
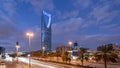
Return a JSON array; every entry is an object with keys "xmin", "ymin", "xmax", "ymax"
[
  {"xmin": 0, "ymin": 46, "xmax": 5, "ymax": 59},
  {"xmin": 41, "ymin": 11, "xmax": 52, "ymax": 52}
]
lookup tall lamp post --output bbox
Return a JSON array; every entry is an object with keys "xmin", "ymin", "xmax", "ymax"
[
  {"xmin": 16, "ymin": 42, "xmax": 20, "ymax": 62},
  {"xmin": 42, "ymin": 46, "xmax": 46, "ymax": 57},
  {"xmin": 68, "ymin": 41, "xmax": 73, "ymax": 50},
  {"xmin": 26, "ymin": 32, "xmax": 34, "ymax": 68}
]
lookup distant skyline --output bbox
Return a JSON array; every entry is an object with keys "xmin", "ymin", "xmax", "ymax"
[{"xmin": 0, "ymin": 0, "xmax": 120, "ymax": 52}]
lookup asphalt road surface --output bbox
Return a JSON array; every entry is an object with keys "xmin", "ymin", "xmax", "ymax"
[
  {"xmin": 18, "ymin": 57, "xmax": 81, "ymax": 68},
  {"xmin": 1, "ymin": 57, "xmax": 119, "ymax": 68}
]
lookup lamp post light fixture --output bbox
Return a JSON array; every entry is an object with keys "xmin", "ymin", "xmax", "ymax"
[
  {"xmin": 16, "ymin": 42, "xmax": 20, "ymax": 62},
  {"xmin": 42, "ymin": 46, "xmax": 46, "ymax": 57},
  {"xmin": 68, "ymin": 41, "xmax": 73, "ymax": 50},
  {"xmin": 26, "ymin": 32, "xmax": 34, "ymax": 68}
]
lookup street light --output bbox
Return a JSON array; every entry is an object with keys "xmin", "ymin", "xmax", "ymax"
[
  {"xmin": 26, "ymin": 32, "xmax": 34, "ymax": 68},
  {"xmin": 16, "ymin": 42, "xmax": 20, "ymax": 62},
  {"xmin": 68, "ymin": 41, "xmax": 73, "ymax": 50},
  {"xmin": 42, "ymin": 46, "xmax": 46, "ymax": 57}
]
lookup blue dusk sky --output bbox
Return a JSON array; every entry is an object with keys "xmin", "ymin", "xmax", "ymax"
[{"xmin": 0, "ymin": 0, "xmax": 120, "ymax": 52}]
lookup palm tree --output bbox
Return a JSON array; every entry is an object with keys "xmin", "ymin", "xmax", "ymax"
[
  {"xmin": 78, "ymin": 48, "xmax": 88, "ymax": 66},
  {"xmin": 95, "ymin": 44, "xmax": 118, "ymax": 68}
]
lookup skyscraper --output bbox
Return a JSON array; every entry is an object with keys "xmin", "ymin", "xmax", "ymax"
[
  {"xmin": 0, "ymin": 47, "xmax": 5, "ymax": 59},
  {"xmin": 41, "ymin": 11, "xmax": 52, "ymax": 52}
]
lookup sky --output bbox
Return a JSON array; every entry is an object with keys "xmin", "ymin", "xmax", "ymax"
[{"xmin": 0, "ymin": 0, "xmax": 120, "ymax": 53}]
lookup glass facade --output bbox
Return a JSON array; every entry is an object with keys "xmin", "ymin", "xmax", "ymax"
[
  {"xmin": 0, "ymin": 47, "xmax": 5, "ymax": 59},
  {"xmin": 41, "ymin": 11, "xmax": 51, "ymax": 52}
]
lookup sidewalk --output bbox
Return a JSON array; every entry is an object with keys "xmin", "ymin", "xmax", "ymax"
[
  {"xmin": 0, "ymin": 62, "xmax": 17, "ymax": 68},
  {"xmin": 0, "ymin": 61, "xmax": 29, "ymax": 68}
]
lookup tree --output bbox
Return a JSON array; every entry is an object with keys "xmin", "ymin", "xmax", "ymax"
[
  {"xmin": 47, "ymin": 52, "xmax": 55, "ymax": 61},
  {"xmin": 32, "ymin": 51, "xmax": 42, "ymax": 57},
  {"xmin": 62, "ymin": 51, "xmax": 69, "ymax": 63},
  {"xmin": 95, "ymin": 44, "xmax": 118, "ymax": 68},
  {"xmin": 55, "ymin": 50, "xmax": 61, "ymax": 62},
  {"xmin": 78, "ymin": 48, "xmax": 88, "ymax": 66}
]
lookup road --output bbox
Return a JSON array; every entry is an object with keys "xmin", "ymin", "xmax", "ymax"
[
  {"xmin": 0, "ymin": 57, "xmax": 82, "ymax": 68},
  {"xmin": 18, "ymin": 57, "xmax": 81, "ymax": 68},
  {"xmin": 1, "ymin": 57, "xmax": 119, "ymax": 68}
]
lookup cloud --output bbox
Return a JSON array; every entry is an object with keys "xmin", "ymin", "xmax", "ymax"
[
  {"xmin": 24, "ymin": 0, "xmax": 54, "ymax": 13},
  {"xmin": 82, "ymin": 34, "xmax": 120, "ymax": 44},
  {"xmin": 100, "ymin": 24, "xmax": 119, "ymax": 30},
  {"xmin": 52, "ymin": 17, "xmax": 86, "ymax": 48},
  {"xmin": 73, "ymin": 0, "xmax": 92, "ymax": 9},
  {"xmin": 52, "ymin": 17, "xmax": 83, "ymax": 35},
  {"xmin": 111, "ymin": 0, "xmax": 120, "ymax": 6},
  {"xmin": 55, "ymin": 10, "xmax": 79, "ymax": 20},
  {"xmin": 0, "ymin": 0, "xmax": 119, "ymax": 51},
  {"xmin": 78, "ymin": 34, "xmax": 120, "ymax": 49},
  {"xmin": 0, "ymin": 21, "xmax": 21, "ymax": 37},
  {"xmin": 3, "ymin": 2, "xmax": 16, "ymax": 16},
  {"xmin": 89, "ymin": 1, "xmax": 119, "ymax": 23},
  {"xmin": 109, "ymin": 26, "xmax": 120, "ymax": 33},
  {"xmin": 0, "ymin": 0, "xmax": 17, "ymax": 16},
  {"xmin": 0, "ymin": 0, "xmax": 43, "ymax": 52},
  {"xmin": 52, "ymin": 30, "xmax": 120, "ymax": 49},
  {"xmin": 0, "ymin": 12, "xmax": 25, "ymax": 52}
]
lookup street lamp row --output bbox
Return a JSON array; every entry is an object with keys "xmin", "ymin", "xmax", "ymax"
[{"xmin": 26, "ymin": 32, "xmax": 34, "ymax": 68}]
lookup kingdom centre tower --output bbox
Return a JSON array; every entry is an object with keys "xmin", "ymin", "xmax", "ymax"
[{"xmin": 41, "ymin": 11, "xmax": 52, "ymax": 52}]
